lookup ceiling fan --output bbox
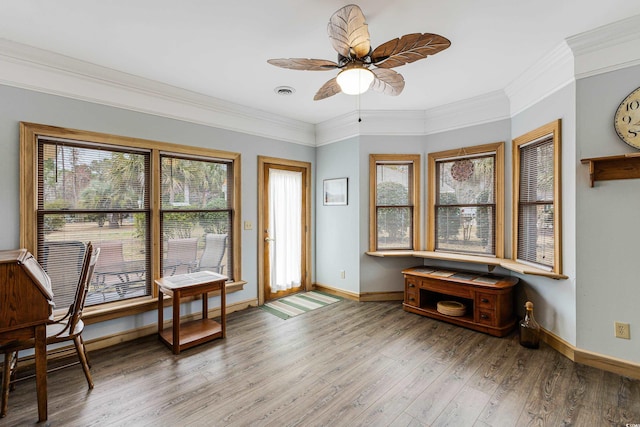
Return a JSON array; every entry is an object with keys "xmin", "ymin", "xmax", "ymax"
[{"xmin": 268, "ymin": 4, "xmax": 451, "ymax": 101}]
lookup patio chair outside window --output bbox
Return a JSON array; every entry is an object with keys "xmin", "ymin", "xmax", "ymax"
[
  {"xmin": 92, "ymin": 241, "xmax": 146, "ymax": 301},
  {"xmin": 164, "ymin": 237, "xmax": 198, "ymax": 276},
  {"xmin": 198, "ymin": 234, "xmax": 228, "ymax": 275}
]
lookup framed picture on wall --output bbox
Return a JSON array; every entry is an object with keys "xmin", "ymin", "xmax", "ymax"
[{"xmin": 323, "ymin": 177, "xmax": 348, "ymax": 206}]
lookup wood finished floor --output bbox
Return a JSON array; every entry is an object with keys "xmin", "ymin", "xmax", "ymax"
[{"xmin": 1, "ymin": 299, "xmax": 639, "ymax": 426}]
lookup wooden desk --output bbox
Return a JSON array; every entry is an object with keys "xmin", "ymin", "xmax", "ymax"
[
  {"xmin": 0, "ymin": 249, "xmax": 54, "ymax": 422},
  {"xmin": 155, "ymin": 271, "xmax": 227, "ymax": 354}
]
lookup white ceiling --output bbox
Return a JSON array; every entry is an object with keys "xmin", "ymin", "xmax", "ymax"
[{"xmin": 2, "ymin": 1, "xmax": 640, "ymax": 125}]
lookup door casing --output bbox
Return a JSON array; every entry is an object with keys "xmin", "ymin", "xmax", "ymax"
[{"xmin": 257, "ymin": 156, "xmax": 312, "ymax": 305}]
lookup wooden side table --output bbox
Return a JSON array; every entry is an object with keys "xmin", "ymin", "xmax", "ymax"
[{"xmin": 155, "ymin": 271, "xmax": 227, "ymax": 354}]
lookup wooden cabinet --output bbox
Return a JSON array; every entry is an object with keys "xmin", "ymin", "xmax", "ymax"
[{"xmin": 402, "ymin": 266, "xmax": 518, "ymax": 337}]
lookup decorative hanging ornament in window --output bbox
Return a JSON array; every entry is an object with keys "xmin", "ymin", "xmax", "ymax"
[{"xmin": 450, "ymin": 159, "xmax": 474, "ymax": 182}]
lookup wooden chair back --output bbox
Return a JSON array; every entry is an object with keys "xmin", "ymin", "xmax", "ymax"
[
  {"xmin": 57, "ymin": 243, "xmax": 98, "ymax": 337},
  {"xmin": 69, "ymin": 245, "xmax": 99, "ymax": 332},
  {"xmin": 40, "ymin": 240, "xmax": 86, "ymax": 309}
]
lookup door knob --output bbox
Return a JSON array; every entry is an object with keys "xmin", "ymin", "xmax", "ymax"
[{"xmin": 265, "ymin": 237, "xmax": 275, "ymax": 242}]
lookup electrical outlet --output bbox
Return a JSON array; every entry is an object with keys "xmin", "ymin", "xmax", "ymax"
[
  {"xmin": 615, "ymin": 322, "xmax": 630, "ymax": 339},
  {"xmin": 340, "ymin": 270, "xmax": 345, "ymax": 279},
  {"xmin": 243, "ymin": 221, "xmax": 253, "ymax": 230}
]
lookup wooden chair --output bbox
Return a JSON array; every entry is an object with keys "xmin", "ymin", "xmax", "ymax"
[
  {"xmin": 1, "ymin": 243, "xmax": 100, "ymax": 417},
  {"xmin": 197, "ymin": 233, "xmax": 227, "ymax": 275},
  {"xmin": 40, "ymin": 240, "xmax": 86, "ymax": 308}
]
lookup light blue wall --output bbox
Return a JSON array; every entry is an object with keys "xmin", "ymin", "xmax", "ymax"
[
  {"xmin": 511, "ymin": 83, "xmax": 578, "ymax": 346},
  {"xmin": 0, "ymin": 84, "xmax": 316, "ymax": 342},
  {"xmin": 315, "ymin": 138, "xmax": 361, "ymax": 293},
  {"xmin": 575, "ymin": 65, "xmax": 640, "ymax": 362},
  {"xmin": 355, "ymin": 123, "xmax": 512, "ymax": 295},
  {"xmin": 359, "ymin": 135, "xmax": 426, "ymax": 294}
]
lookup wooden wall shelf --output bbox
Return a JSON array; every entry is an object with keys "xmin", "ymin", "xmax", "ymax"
[{"xmin": 581, "ymin": 152, "xmax": 640, "ymax": 187}]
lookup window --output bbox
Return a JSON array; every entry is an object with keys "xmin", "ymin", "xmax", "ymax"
[
  {"xmin": 160, "ymin": 154, "xmax": 233, "ymax": 278},
  {"xmin": 36, "ymin": 139, "xmax": 151, "ymax": 308},
  {"xmin": 512, "ymin": 119, "xmax": 561, "ymax": 274},
  {"xmin": 369, "ymin": 154, "xmax": 420, "ymax": 251},
  {"xmin": 428, "ymin": 142, "xmax": 504, "ymax": 257},
  {"xmin": 20, "ymin": 123, "xmax": 240, "ymax": 313}
]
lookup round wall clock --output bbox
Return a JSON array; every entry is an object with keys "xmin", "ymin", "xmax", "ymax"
[{"xmin": 614, "ymin": 86, "xmax": 640, "ymax": 149}]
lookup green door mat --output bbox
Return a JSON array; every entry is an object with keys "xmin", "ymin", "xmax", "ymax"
[{"xmin": 261, "ymin": 291, "xmax": 341, "ymax": 319}]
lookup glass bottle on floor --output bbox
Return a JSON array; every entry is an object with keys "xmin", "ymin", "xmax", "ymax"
[{"xmin": 519, "ymin": 301, "xmax": 540, "ymax": 349}]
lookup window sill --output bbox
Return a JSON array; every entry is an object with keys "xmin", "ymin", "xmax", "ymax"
[
  {"xmin": 81, "ymin": 280, "xmax": 247, "ymax": 325},
  {"xmin": 365, "ymin": 251, "xmax": 567, "ymax": 280}
]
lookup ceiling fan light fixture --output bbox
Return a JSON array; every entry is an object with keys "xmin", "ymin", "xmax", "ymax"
[
  {"xmin": 267, "ymin": 5, "xmax": 450, "ymax": 101},
  {"xmin": 336, "ymin": 66, "xmax": 374, "ymax": 95}
]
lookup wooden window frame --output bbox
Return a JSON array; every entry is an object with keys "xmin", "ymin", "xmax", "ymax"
[
  {"xmin": 512, "ymin": 119, "xmax": 562, "ymax": 275},
  {"xmin": 427, "ymin": 142, "xmax": 505, "ymax": 257},
  {"xmin": 20, "ymin": 122, "xmax": 242, "ymax": 321},
  {"xmin": 369, "ymin": 154, "xmax": 421, "ymax": 252}
]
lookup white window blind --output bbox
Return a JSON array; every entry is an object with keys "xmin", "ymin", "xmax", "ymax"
[
  {"xmin": 160, "ymin": 154, "xmax": 233, "ymax": 280},
  {"xmin": 37, "ymin": 139, "xmax": 151, "ymax": 307},
  {"xmin": 517, "ymin": 136, "xmax": 555, "ymax": 269}
]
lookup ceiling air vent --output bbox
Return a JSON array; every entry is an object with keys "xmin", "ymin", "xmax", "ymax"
[{"xmin": 274, "ymin": 86, "xmax": 295, "ymax": 96}]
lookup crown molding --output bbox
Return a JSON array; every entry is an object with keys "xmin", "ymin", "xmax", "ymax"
[
  {"xmin": 424, "ymin": 90, "xmax": 510, "ymax": 135},
  {"xmin": 315, "ymin": 112, "xmax": 361, "ymax": 146},
  {"xmin": 0, "ymin": 38, "xmax": 315, "ymax": 146},
  {"xmin": 316, "ymin": 91, "xmax": 510, "ymax": 145},
  {"xmin": 316, "ymin": 110, "xmax": 430, "ymax": 146},
  {"xmin": 505, "ymin": 41, "xmax": 575, "ymax": 117},
  {"xmin": 566, "ymin": 14, "xmax": 640, "ymax": 79},
  {"xmin": 360, "ymin": 110, "xmax": 428, "ymax": 136}
]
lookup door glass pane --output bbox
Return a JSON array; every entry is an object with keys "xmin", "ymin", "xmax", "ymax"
[{"xmin": 268, "ymin": 169, "xmax": 302, "ymax": 292}]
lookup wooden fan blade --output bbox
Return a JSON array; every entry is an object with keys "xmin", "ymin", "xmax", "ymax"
[
  {"xmin": 314, "ymin": 77, "xmax": 342, "ymax": 101},
  {"xmin": 370, "ymin": 68, "xmax": 405, "ymax": 96},
  {"xmin": 267, "ymin": 58, "xmax": 339, "ymax": 71},
  {"xmin": 327, "ymin": 4, "xmax": 371, "ymax": 59},
  {"xmin": 371, "ymin": 33, "xmax": 451, "ymax": 68}
]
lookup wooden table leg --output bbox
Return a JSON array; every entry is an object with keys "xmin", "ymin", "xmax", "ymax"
[
  {"xmin": 221, "ymin": 282, "xmax": 226, "ymax": 338},
  {"xmin": 202, "ymin": 292, "xmax": 208, "ymax": 320},
  {"xmin": 1, "ymin": 352, "xmax": 11, "ymax": 417},
  {"xmin": 34, "ymin": 324, "xmax": 47, "ymax": 422},
  {"xmin": 158, "ymin": 289, "xmax": 164, "ymax": 336},
  {"xmin": 172, "ymin": 290, "xmax": 180, "ymax": 354}
]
